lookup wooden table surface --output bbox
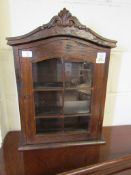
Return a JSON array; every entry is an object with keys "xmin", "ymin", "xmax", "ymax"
[{"xmin": 0, "ymin": 125, "xmax": 131, "ymax": 175}]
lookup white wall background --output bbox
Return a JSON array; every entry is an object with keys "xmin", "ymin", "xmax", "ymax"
[{"xmin": 0, "ymin": 0, "xmax": 131, "ymax": 145}]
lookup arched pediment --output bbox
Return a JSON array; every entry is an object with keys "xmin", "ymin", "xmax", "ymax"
[{"xmin": 7, "ymin": 8, "xmax": 117, "ymax": 48}]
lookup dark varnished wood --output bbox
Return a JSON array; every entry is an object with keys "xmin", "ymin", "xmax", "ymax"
[
  {"xmin": 58, "ymin": 155, "xmax": 131, "ymax": 175},
  {"xmin": 0, "ymin": 126, "xmax": 131, "ymax": 175},
  {"xmin": 6, "ymin": 8, "xmax": 117, "ymax": 148}
]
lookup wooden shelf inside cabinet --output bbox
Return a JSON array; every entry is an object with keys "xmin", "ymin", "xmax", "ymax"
[
  {"xmin": 7, "ymin": 8, "xmax": 117, "ymax": 149},
  {"xmin": 34, "ymin": 87, "xmax": 64, "ymax": 92},
  {"xmin": 36, "ymin": 113, "xmax": 91, "ymax": 119},
  {"xmin": 36, "ymin": 115, "xmax": 64, "ymax": 119},
  {"xmin": 64, "ymin": 113, "xmax": 92, "ymax": 117},
  {"xmin": 63, "ymin": 129, "xmax": 88, "ymax": 133},
  {"xmin": 65, "ymin": 87, "xmax": 93, "ymax": 94},
  {"xmin": 65, "ymin": 87, "xmax": 92, "ymax": 90}
]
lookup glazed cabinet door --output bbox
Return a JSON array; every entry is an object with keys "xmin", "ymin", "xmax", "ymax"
[
  {"xmin": 32, "ymin": 58, "xmax": 93, "ymax": 136},
  {"xmin": 20, "ymin": 53, "xmax": 107, "ymax": 144}
]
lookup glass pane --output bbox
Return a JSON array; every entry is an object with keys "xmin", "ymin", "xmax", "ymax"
[
  {"xmin": 65, "ymin": 61, "xmax": 92, "ymax": 89},
  {"xmin": 32, "ymin": 58, "xmax": 63, "ymax": 134},
  {"xmin": 64, "ymin": 61, "xmax": 93, "ymax": 115},
  {"xmin": 36, "ymin": 118, "xmax": 63, "ymax": 134},
  {"xmin": 32, "ymin": 58, "xmax": 63, "ymax": 88},
  {"xmin": 64, "ymin": 116, "xmax": 89, "ymax": 131},
  {"xmin": 34, "ymin": 91, "xmax": 63, "ymax": 116},
  {"xmin": 64, "ymin": 90, "xmax": 91, "ymax": 114}
]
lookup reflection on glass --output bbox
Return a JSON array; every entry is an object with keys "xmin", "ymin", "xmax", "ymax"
[
  {"xmin": 64, "ymin": 61, "xmax": 92, "ymax": 115},
  {"xmin": 65, "ymin": 61, "xmax": 92, "ymax": 88},
  {"xmin": 64, "ymin": 91, "xmax": 91, "ymax": 114}
]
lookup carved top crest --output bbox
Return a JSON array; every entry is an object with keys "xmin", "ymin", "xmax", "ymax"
[
  {"xmin": 41, "ymin": 8, "xmax": 86, "ymax": 29},
  {"xmin": 6, "ymin": 8, "xmax": 117, "ymax": 48}
]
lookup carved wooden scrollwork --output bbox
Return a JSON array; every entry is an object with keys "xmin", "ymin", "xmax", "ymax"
[{"xmin": 41, "ymin": 8, "xmax": 86, "ymax": 29}]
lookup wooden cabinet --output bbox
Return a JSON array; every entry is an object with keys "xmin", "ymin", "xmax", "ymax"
[{"xmin": 6, "ymin": 8, "xmax": 117, "ymax": 149}]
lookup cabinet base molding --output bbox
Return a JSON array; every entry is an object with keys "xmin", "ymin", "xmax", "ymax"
[{"xmin": 18, "ymin": 138, "xmax": 105, "ymax": 151}]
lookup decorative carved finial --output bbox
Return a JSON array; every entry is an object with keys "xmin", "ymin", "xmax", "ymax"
[
  {"xmin": 42, "ymin": 8, "xmax": 87, "ymax": 29},
  {"xmin": 58, "ymin": 8, "xmax": 71, "ymax": 19}
]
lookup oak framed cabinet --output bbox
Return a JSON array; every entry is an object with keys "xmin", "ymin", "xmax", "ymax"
[{"xmin": 7, "ymin": 8, "xmax": 117, "ymax": 150}]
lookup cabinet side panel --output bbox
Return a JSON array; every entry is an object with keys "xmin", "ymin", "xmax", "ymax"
[{"xmin": 13, "ymin": 47, "xmax": 26, "ymax": 143}]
